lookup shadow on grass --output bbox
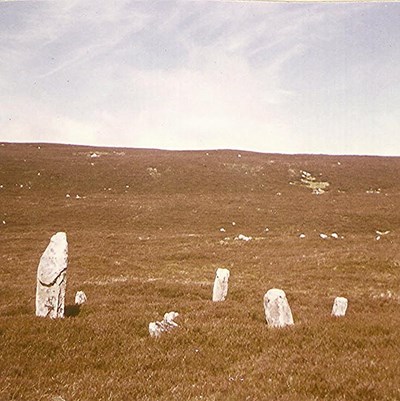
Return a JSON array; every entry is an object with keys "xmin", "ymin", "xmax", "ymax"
[{"xmin": 65, "ymin": 304, "xmax": 81, "ymax": 317}]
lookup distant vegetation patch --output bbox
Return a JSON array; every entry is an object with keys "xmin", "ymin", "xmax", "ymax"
[
  {"xmin": 147, "ymin": 167, "xmax": 161, "ymax": 178},
  {"xmin": 223, "ymin": 163, "xmax": 264, "ymax": 176},
  {"xmin": 290, "ymin": 170, "xmax": 330, "ymax": 194}
]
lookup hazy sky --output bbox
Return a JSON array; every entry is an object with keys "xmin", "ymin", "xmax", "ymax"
[{"xmin": 1, "ymin": 1, "xmax": 400, "ymax": 155}]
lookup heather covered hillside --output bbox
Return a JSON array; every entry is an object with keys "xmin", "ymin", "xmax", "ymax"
[{"xmin": 1, "ymin": 143, "xmax": 399, "ymax": 401}]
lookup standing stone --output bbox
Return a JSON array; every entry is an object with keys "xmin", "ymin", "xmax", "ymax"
[
  {"xmin": 331, "ymin": 297, "xmax": 348, "ymax": 317},
  {"xmin": 264, "ymin": 288, "xmax": 294, "ymax": 328},
  {"xmin": 212, "ymin": 268, "xmax": 230, "ymax": 302},
  {"xmin": 75, "ymin": 290, "xmax": 87, "ymax": 305},
  {"xmin": 35, "ymin": 232, "xmax": 68, "ymax": 318}
]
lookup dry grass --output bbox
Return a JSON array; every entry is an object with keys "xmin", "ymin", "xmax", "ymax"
[{"xmin": 0, "ymin": 143, "xmax": 399, "ymax": 401}]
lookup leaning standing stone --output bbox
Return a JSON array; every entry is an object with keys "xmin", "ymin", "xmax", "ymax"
[
  {"xmin": 212, "ymin": 268, "xmax": 230, "ymax": 302},
  {"xmin": 35, "ymin": 232, "xmax": 68, "ymax": 318},
  {"xmin": 331, "ymin": 297, "xmax": 348, "ymax": 317},
  {"xmin": 264, "ymin": 288, "xmax": 294, "ymax": 328}
]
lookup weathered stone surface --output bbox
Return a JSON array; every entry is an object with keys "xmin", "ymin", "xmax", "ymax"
[
  {"xmin": 264, "ymin": 288, "xmax": 294, "ymax": 328},
  {"xmin": 212, "ymin": 268, "xmax": 230, "ymax": 302},
  {"xmin": 75, "ymin": 290, "xmax": 87, "ymax": 305},
  {"xmin": 149, "ymin": 311, "xmax": 179, "ymax": 337},
  {"xmin": 36, "ymin": 232, "xmax": 68, "ymax": 318},
  {"xmin": 331, "ymin": 297, "xmax": 348, "ymax": 317}
]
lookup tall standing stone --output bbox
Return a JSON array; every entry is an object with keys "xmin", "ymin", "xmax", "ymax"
[
  {"xmin": 212, "ymin": 268, "xmax": 230, "ymax": 302},
  {"xmin": 331, "ymin": 297, "xmax": 348, "ymax": 317},
  {"xmin": 36, "ymin": 232, "xmax": 68, "ymax": 318},
  {"xmin": 264, "ymin": 288, "xmax": 294, "ymax": 328}
]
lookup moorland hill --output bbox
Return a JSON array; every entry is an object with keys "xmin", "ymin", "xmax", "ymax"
[{"xmin": 1, "ymin": 143, "xmax": 399, "ymax": 401}]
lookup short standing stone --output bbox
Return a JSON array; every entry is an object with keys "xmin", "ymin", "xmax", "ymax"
[
  {"xmin": 264, "ymin": 288, "xmax": 294, "ymax": 328},
  {"xmin": 75, "ymin": 290, "xmax": 87, "ymax": 305},
  {"xmin": 212, "ymin": 268, "xmax": 230, "ymax": 302},
  {"xmin": 331, "ymin": 297, "xmax": 348, "ymax": 317},
  {"xmin": 36, "ymin": 232, "xmax": 68, "ymax": 318}
]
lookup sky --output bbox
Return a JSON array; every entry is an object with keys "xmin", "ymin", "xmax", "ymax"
[{"xmin": 1, "ymin": 0, "xmax": 400, "ymax": 156}]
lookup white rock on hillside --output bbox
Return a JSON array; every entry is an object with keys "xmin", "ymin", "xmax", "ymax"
[
  {"xmin": 235, "ymin": 234, "xmax": 252, "ymax": 241},
  {"xmin": 36, "ymin": 232, "xmax": 68, "ymax": 318},
  {"xmin": 264, "ymin": 288, "xmax": 294, "ymax": 328},
  {"xmin": 212, "ymin": 268, "xmax": 230, "ymax": 302},
  {"xmin": 331, "ymin": 297, "xmax": 348, "ymax": 317}
]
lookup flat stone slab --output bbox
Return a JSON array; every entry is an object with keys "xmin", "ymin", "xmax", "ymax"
[{"xmin": 149, "ymin": 311, "xmax": 179, "ymax": 337}]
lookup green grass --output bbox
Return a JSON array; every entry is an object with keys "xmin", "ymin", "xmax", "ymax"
[{"xmin": 0, "ymin": 143, "xmax": 399, "ymax": 400}]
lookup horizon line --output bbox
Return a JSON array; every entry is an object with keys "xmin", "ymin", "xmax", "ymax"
[{"xmin": 1, "ymin": 140, "xmax": 400, "ymax": 158}]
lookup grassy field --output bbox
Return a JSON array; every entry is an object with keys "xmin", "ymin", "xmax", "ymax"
[{"xmin": 0, "ymin": 143, "xmax": 399, "ymax": 401}]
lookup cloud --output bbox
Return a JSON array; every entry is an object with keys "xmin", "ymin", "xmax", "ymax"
[{"xmin": 1, "ymin": 1, "xmax": 400, "ymax": 155}]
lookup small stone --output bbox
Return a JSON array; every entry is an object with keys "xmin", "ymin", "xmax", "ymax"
[
  {"xmin": 332, "ymin": 297, "xmax": 348, "ymax": 317},
  {"xmin": 220, "ymin": 228, "xmax": 226, "ymax": 232},
  {"xmin": 331, "ymin": 233, "xmax": 339, "ymax": 239},
  {"xmin": 75, "ymin": 291, "xmax": 87, "ymax": 305},
  {"xmin": 264, "ymin": 289, "xmax": 294, "ymax": 328},
  {"xmin": 36, "ymin": 232, "xmax": 68, "ymax": 318},
  {"xmin": 299, "ymin": 233, "xmax": 305, "ymax": 239},
  {"xmin": 212, "ymin": 268, "xmax": 230, "ymax": 302},
  {"xmin": 320, "ymin": 233, "xmax": 328, "ymax": 239}
]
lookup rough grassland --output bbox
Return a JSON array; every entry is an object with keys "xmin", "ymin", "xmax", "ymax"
[{"xmin": 0, "ymin": 143, "xmax": 399, "ymax": 401}]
